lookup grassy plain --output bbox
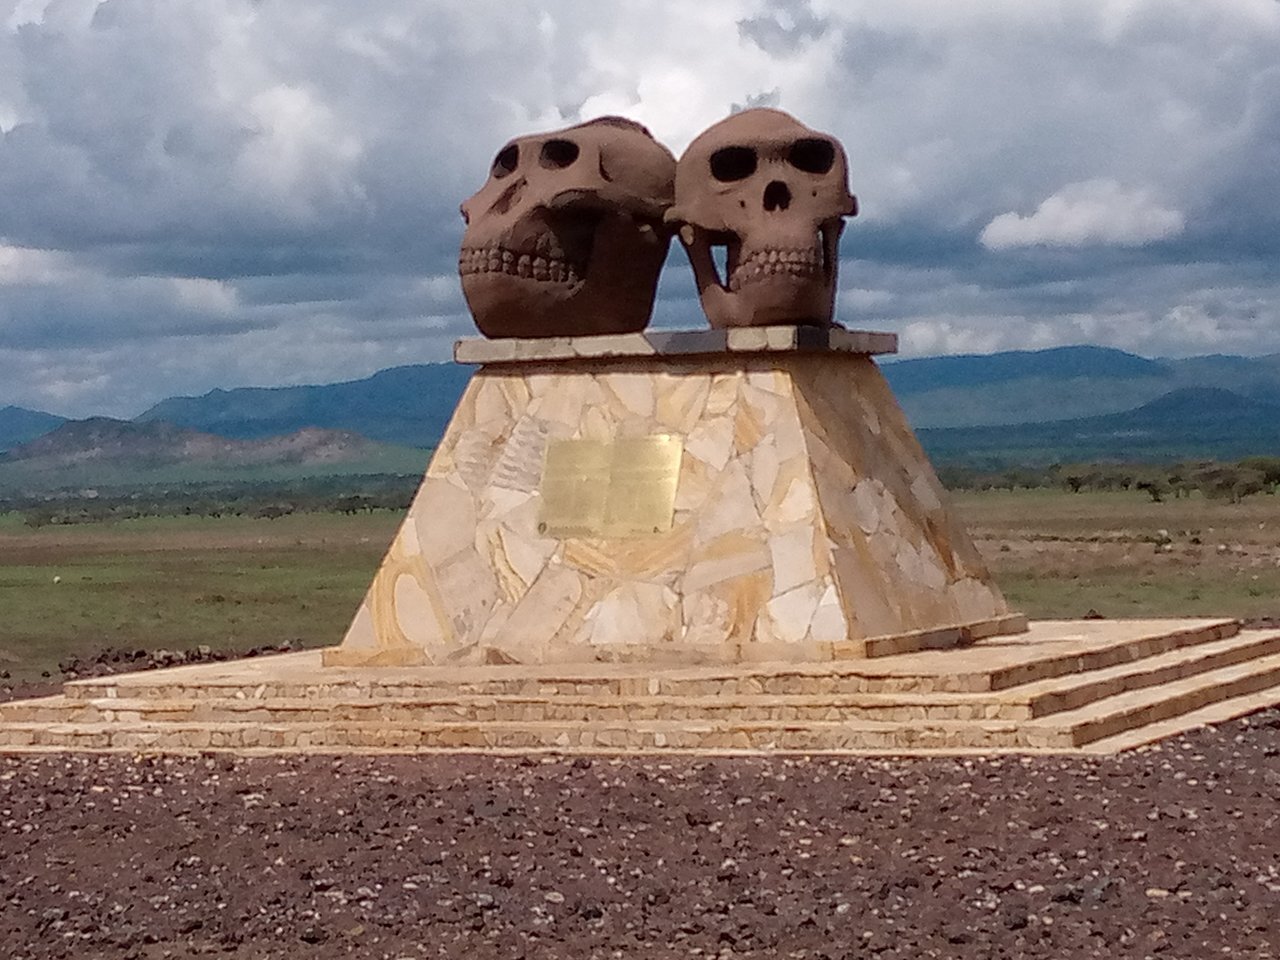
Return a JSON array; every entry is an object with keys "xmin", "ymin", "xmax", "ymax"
[
  {"xmin": 0, "ymin": 511, "xmax": 402, "ymax": 680},
  {"xmin": 2, "ymin": 489, "xmax": 1279, "ymax": 680},
  {"xmin": 954, "ymin": 489, "xmax": 1280, "ymax": 619}
]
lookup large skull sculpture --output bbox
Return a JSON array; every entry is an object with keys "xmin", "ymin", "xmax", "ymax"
[
  {"xmin": 667, "ymin": 109, "xmax": 857, "ymax": 328},
  {"xmin": 459, "ymin": 117, "xmax": 676, "ymax": 338}
]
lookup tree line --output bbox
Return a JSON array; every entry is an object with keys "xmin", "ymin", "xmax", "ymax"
[
  {"xmin": 6, "ymin": 475, "xmax": 420, "ymax": 528},
  {"xmin": 8, "ymin": 456, "xmax": 1280, "ymax": 529},
  {"xmin": 938, "ymin": 456, "xmax": 1280, "ymax": 503}
]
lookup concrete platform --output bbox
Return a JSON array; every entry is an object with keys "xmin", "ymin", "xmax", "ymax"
[{"xmin": 4, "ymin": 617, "xmax": 1280, "ymax": 755}]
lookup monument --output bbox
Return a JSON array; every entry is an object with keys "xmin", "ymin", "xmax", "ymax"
[
  {"xmin": 324, "ymin": 109, "xmax": 1026, "ymax": 669},
  {"xmin": 5, "ymin": 112, "xmax": 1275, "ymax": 756}
]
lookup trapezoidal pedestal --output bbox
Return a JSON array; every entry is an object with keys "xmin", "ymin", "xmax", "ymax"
[{"xmin": 324, "ymin": 327, "xmax": 1025, "ymax": 668}]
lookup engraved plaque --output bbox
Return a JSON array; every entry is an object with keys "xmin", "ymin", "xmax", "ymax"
[{"xmin": 539, "ymin": 435, "xmax": 683, "ymax": 538}]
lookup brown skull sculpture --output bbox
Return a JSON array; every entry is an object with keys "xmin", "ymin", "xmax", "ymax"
[
  {"xmin": 667, "ymin": 109, "xmax": 857, "ymax": 328},
  {"xmin": 458, "ymin": 117, "xmax": 676, "ymax": 338}
]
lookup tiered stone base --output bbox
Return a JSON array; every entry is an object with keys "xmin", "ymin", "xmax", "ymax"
[
  {"xmin": 5, "ymin": 618, "xmax": 1280, "ymax": 755},
  {"xmin": 330, "ymin": 328, "xmax": 1022, "ymax": 668}
]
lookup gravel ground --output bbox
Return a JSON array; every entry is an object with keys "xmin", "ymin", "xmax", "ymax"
[{"xmin": 2, "ymin": 711, "xmax": 1279, "ymax": 959}]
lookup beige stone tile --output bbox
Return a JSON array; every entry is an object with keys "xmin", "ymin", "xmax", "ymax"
[
  {"xmin": 733, "ymin": 399, "xmax": 767, "ymax": 455},
  {"xmin": 490, "ymin": 416, "xmax": 549, "ymax": 493},
  {"xmin": 483, "ymin": 564, "xmax": 585, "ymax": 663},
  {"xmin": 487, "ymin": 524, "xmax": 553, "ymax": 597},
  {"xmin": 586, "ymin": 582, "xmax": 680, "ymax": 649},
  {"xmin": 769, "ymin": 525, "xmax": 817, "ymax": 596},
  {"xmin": 561, "ymin": 524, "xmax": 693, "ymax": 583},
  {"xmin": 684, "ymin": 532, "xmax": 771, "ymax": 592},
  {"xmin": 763, "ymin": 581, "xmax": 825, "ymax": 645},
  {"xmin": 392, "ymin": 571, "xmax": 448, "ymax": 650},
  {"xmin": 600, "ymin": 371, "xmax": 656, "ymax": 419},
  {"xmin": 809, "ymin": 583, "xmax": 848, "ymax": 644},
  {"xmin": 771, "ymin": 472, "xmax": 818, "ymax": 528},
  {"xmin": 745, "ymin": 368, "xmax": 787, "ymax": 395},
  {"xmin": 674, "ymin": 451, "xmax": 717, "ymax": 514},
  {"xmin": 693, "ymin": 459, "xmax": 758, "ymax": 545},
  {"xmin": 749, "ymin": 439, "xmax": 780, "ymax": 514},
  {"xmin": 684, "ymin": 413, "xmax": 735, "ymax": 471},
  {"xmin": 705, "ymin": 373, "xmax": 740, "ymax": 417},
  {"xmin": 412, "ymin": 478, "xmax": 477, "ymax": 565}
]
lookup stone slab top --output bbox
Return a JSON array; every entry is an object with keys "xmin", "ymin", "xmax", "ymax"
[
  {"xmin": 453, "ymin": 325, "xmax": 898, "ymax": 366},
  {"xmin": 63, "ymin": 618, "xmax": 1237, "ymax": 690}
]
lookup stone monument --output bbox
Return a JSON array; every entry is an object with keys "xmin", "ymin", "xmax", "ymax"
[
  {"xmin": 8, "ymin": 113, "xmax": 1279, "ymax": 758},
  {"xmin": 325, "ymin": 111, "xmax": 1025, "ymax": 668}
]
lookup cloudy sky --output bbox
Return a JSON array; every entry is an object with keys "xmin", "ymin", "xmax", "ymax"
[{"xmin": 1, "ymin": 0, "xmax": 1278, "ymax": 417}]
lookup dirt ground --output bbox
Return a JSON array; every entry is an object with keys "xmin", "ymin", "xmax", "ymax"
[
  {"xmin": 4, "ymin": 493, "xmax": 1280, "ymax": 957},
  {"xmin": 2, "ymin": 710, "xmax": 1278, "ymax": 960}
]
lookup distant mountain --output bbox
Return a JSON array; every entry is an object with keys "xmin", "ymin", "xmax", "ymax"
[
  {"xmin": 136, "ymin": 363, "xmax": 474, "ymax": 448},
  {"xmin": 881, "ymin": 346, "xmax": 1280, "ymax": 428},
  {"xmin": 4, "ymin": 417, "xmax": 387, "ymax": 468},
  {"xmin": 0, "ymin": 417, "xmax": 429, "ymax": 490},
  {"xmin": 918, "ymin": 387, "xmax": 1280, "ymax": 465},
  {"xmin": 0, "ymin": 405, "xmax": 66, "ymax": 452},
  {"xmin": 11, "ymin": 344, "xmax": 1280, "ymax": 474},
  {"xmin": 882, "ymin": 345, "xmax": 1166, "ymax": 392},
  {"xmin": 880, "ymin": 346, "xmax": 1172, "ymax": 428}
]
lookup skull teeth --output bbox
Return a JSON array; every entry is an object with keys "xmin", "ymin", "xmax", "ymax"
[
  {"xmin": 459, "ymin": 245, "xmax": 585, "ymax": 284},
  {"xmin": 727, "ymin": 248, "xmax": 824, "ymax": 292}
]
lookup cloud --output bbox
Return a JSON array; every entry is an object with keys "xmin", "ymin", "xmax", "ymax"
[
  {"xmin": 0, "ymin": 0, "xmax": 1279, "ymax": 418},
  {"xmin": 979, "ymin": 180, "xmax": 1186, "ymax": 250}
]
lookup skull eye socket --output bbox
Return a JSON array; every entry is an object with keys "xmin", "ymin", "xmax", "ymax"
[
  {"xmin": 540, "ymin": 139, "xmax": 580, "ymax": 169},
  {"xmin": 492, "ymin": 144, "xmax": 519, "ymax": 179},
  {"xmin": 709, "ymin": 146, "xmax": 758, "ymax": 182},
  {"xmin": 788, "ymin": 138, "xmax": 835, "ymax": 175}
]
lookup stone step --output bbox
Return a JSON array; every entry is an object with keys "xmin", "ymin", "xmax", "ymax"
[
  {"xmin": 1081, "ymin": 682, "xmax": 1280, "ymax": 754},
  {"xmin": 7, "ymin": 631, "xmax": 1278, "ymax": 727},
  {"xmin": 1014, "ymin": 629, "xmax": 1280, "ymax": 718},
  {"xmin": 1048, "ymin": 649, "xmax": 1280, "ymax": 747},
  {"xmin": 0, "ymin": 692, "xmax": 1026, "ymax": 725},
  {"xmin": 0, "ymin": 716, "xmax": 1075, "ymax": 752},
  {"xmin": 60, "ymin": 619, "xmax": 1240, "ymax": 703},
  {"xmin": 982, "ymin": 619, "xmax": 1239, "ymax": 691},
  {"xmin": 5, "ymin": 650, "xmax": 1279, "ymax": 754}
]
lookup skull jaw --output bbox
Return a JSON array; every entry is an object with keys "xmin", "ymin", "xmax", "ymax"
[
  {"xmin": 462, "ymin": 274, "xmax": 658, "ymax": 338},
  {"xmin": 460, "ymin": 216, "xmax": 668, "ymax": 339},
  {"xmin": 697, "ymin": 274, "xmax": 839, "ymax": 329},
  {"xmin": 460, "ymin": 235, "xmax": 665, "ymax": 337},
  {"xmin": 681, "ymin": 226, "xmax": 840, "ymax": 329}
]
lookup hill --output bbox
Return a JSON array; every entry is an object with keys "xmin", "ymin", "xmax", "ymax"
[
  {"xmin": 137, "ymin": 363, "xmax": 474, "ymax": 448},
  {"xmin": 880, "ymin": 345, "xmax": 1174, "ymax": 428},
  {"xmin": 0, "ymin": 418, "xmax": 429, "ymax": 491},
  {"xmin": 134, "ymin": 347, "xmax": 1189, "ymax": 442},
  {"xmin": 0, "ymin": 405, "xmax": 66, "ymax": 452},
  {"xmin": 10, "ymin": 344, "xmax": 1280, "ymax": 471},
  {"xmin": 918, "ymin": 387, "xmax": 1280, "ymax": 465}
]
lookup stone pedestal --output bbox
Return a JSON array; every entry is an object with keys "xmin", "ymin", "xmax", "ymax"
[{"xmin": 324, "ymin": 327, "xmax": 1024, "ymax": 668}]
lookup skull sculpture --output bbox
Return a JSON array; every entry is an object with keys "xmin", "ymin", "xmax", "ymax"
[
  {"xmin": 459, "ymin": 117, "xmax": 676, "ymax": 338},
  {"xmin": 667, "ymin": 109, "xmax": 857, "ymax": 328}
]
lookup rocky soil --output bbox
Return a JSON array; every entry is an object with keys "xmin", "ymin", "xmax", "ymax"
[
  {"xmin": 2, "ymin": 711, "xmax": 1279, "ymax": 959},
  {"xmin": 1, "ymin": 643, "xmax": 300, "ymax": 704}
]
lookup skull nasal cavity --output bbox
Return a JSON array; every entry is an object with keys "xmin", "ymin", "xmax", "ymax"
[
  {"xmin": 763, "ymin": 181, "xmax": 791, "ymax": 212},
  {"xmin": 540, "ymin": 139, "xmax": 580, "ymax": 169}
]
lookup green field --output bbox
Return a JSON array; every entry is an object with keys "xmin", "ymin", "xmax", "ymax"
[
  {"xmin": 0, "ymin": 512, "xmax": 402, "ymax": 680},
  {"xmin": 954, "ymin": 489, "xmax": 1280, "ymax": 619},
  {"xmin": 2, "ymin": 490, "xmax": 1279, "ymax": 681}
]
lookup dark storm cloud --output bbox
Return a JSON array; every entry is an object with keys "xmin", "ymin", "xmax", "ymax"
[{"xmin": 0, "ymin": 0, "xmax": 1278, "ymax": 417}]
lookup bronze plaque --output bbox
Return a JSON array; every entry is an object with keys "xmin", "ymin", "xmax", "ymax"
[{"xmin": 539, "ymin": 435, "xmax": 683, "ymax": 538}]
